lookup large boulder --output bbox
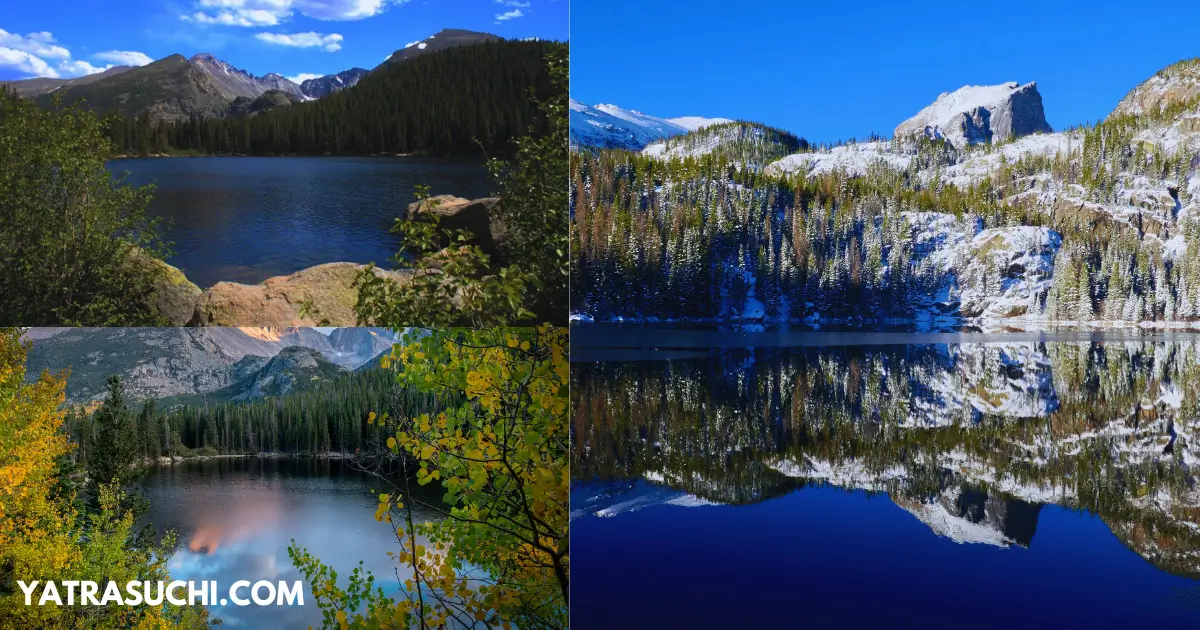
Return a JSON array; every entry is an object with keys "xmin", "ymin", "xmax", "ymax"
[
  {"xmin": 407, "ymin": 195, "xmax": 506, "ymax": 262},
  {"xmin": 127, "ymin": 247, "xmax": 202, "ymax": 325},
  {"xmin": 895, "ymin": 82, "xmax": 1052, "ymax": 148},
  {"xmin": 190, "ymin": 262, "xmax": 412, "ymax": 327}
]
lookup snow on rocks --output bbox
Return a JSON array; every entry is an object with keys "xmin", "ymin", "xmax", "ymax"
[
  {"xmin": 955, "ymin": 227, "xmax": 1061, "ymax": 318},
  {"xmin": 765, "ymin": 141, "xmax": 911, "ymax": 177},
  {"xmin": 894, "ymin": 82, "xmax": 1052, "ymax": 148}
]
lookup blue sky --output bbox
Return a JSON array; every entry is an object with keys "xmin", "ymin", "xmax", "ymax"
[
  {"xmin": 1, "ymin": 0, "xmax": 567, "ymax": 83},
  {"xmin": 571, "ymin": 0, "xmax": 1200, "ymax": 144}
]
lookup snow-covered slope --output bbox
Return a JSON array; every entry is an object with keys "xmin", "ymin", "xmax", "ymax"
[
  {"xmin": 894, "ymin": 82, "xmax": 1052, "ymax": 148},
  {"xmin": 766, "ymin": 141, "xmax": 912, "ymax": 177},
  {"xmin": 570, "ymin": 99, "xmax": 730, "ymax": 150}
]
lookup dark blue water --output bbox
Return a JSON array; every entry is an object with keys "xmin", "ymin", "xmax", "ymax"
[
  {"xmin": 572, "ymin": 484, "xmax": 1200, "ymax": 629},
  {"xmin": 571, "ymin": 330, "xmax": 1200, "ymax": 629},
  {"xmin": 109, "ymin": 157, "xmax": 491, "ymax": 287}
]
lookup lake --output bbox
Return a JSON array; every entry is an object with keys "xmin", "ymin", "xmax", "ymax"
[
  {"xmin": 140, "ymin": 457, "xmax": 444, "ymax": 629},
  {"xmin": 109, "ymin": 157, "xmax": 492, "ymax": 288},
  {"xmin": 571, "ymin": 324, "xmax": 1200, "ymax": 629}
]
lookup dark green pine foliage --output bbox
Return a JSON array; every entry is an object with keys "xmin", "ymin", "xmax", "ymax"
[
  {"xmin": 650, "ymin": 121, "xmax": 809, "ymax": 166},
  {"xmin": 85, "ymin": 377, "xmax": 143, "ymax": 497},
  {"xmin": 65, "ymin": 367, "xmax": 453, "ymax": 460},
  {"xmin": 104, "ymin": 40, "xmax": 563, "ymax": 158}
]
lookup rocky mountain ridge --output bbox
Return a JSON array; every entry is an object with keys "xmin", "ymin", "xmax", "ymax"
[
  {"xmin": 23, "ymin": 326, "xmax": 400, "ymax": 403},
  {"xmin": 2, "ymin": 28, "xmax": 503, "ymax": 120},
  {"xmin": 299, "ymin": 68, "xmax": 368, "ymax": 99},
  {"xmin": 570, "ymin": 99, "xmax": 731, "ymax": 150}
]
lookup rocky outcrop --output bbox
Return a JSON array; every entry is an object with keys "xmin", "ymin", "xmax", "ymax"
[
  {"xmin": 190, "ymin": 262, "xmax": 412, "ymax": 327},
  {"xmin": 1110, "ymin": 58, "xmax": 1200, "ymax": 118},
  {"xmin": 955, "ymin": 226, "xmax": 1060, "ymax": 318},
  {"xmin": 130, "ymin": 194, "xmax": 506, "ymax": 326},
  {"xmin": 895, "ymin": 82, "xmax": 1052, "ymax": 148},
  {"xmin": 407, "ymin": 194, "xmax": 506, "ymax": 261},
  {"xmin": 299, "ymin": 69, "xmax": 368, "ymax": 99}
]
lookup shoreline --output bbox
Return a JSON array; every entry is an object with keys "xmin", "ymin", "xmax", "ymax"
[
  {"xmin": 152, "ymin": 451, "xmax": 399, "ymax": 465},
  {"xmin": 107, "ymin": 152, "xmax": 440, "ymax": 160}
]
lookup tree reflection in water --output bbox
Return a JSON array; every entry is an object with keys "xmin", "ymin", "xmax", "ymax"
[{"xmin": 572, "ymin": 342, "xmax": 1200, "ymax": 577}]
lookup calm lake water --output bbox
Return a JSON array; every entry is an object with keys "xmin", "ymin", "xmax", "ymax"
[
  {"xmin": 109, "ymin": 157, "xmax": 492, "ymax": 287},
  {"xmin": 571, "ymin": 325, "xmax": 1200, "ymax": 629},
  {"xmin": 140, "ymin": 458, "xmax": 443, "ymax": 629}
]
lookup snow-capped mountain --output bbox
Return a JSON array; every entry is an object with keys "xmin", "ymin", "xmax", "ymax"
[
  {"xmin": 894, "ymin": 81, "xmax": 1052, "ymax": 148},
  {"xmin": 189, "ymin": 53, "xmax": 304, "ymax": 100},
  {"xmin": 570, "ymin": 99, "xmax": 731, "ymax": 150},
  {"xmin": 299, "ymin": 68, "xmax": 368, "ymax": 99}
]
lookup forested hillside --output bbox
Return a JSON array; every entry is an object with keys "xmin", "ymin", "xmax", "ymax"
[
  {"xmin": 63, "ymin": 365, "xmax": 448, "ymax": 460},
  {"xmin": 571, "ymin": 61, "xmax": 1200, "ymax": 325},
  {"xmin": 104, "ymin": 40, "xmax": 563, "ymax": 157}
]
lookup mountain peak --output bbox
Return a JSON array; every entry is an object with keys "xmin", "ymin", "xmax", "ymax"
[{"xmin": 895, "ymin": 81, "xmax": 1051, "ymax": 148}]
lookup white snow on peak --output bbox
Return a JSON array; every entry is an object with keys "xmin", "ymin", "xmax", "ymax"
[
  {"xmin": 570, "ymin": 99, "xmax": 728, "ymax": 151},
  {"xmin": 905, "ymin": 83, "xmax": 1027, "ymax": 129},
  {"xmin": 667, "ymin": 115, "xmax": 734, "ymax": 132},
  {"xmin": 418, "ymin": 42, "xmax": 428, "ymax": 50}
]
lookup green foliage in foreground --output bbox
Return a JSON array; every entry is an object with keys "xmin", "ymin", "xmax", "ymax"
[
  {"xmin": 0, "ymin": 90, "xmax": 170, "ymax": 325},
  {"xmin": 354, "ymin": 45, "xmax": 568, "ymax": 328},
  {"xmin": 290, "ymin": 326, "xmax": 569, "ymax": 630}
]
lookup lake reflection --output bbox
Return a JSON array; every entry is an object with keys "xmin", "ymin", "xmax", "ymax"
[
  {"xmin": 572, "ymin": 334, "xmax": 1200, "ymax": 628},
  {"xmin": 140, "ymin": 458, "xmax": 441, "ymax": 629}
]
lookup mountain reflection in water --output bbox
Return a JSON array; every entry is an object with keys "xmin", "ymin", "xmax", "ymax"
[{"xmin": 572, "ymin": 339, "xmax": 1200, "ymax": 628}]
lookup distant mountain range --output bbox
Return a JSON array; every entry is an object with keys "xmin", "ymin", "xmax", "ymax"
[
  {"xmin": 23, "ymin": 327, "xmax": 400, "ymax": 404},
  {"xmin": 0, "ymin": 28, "xmax": 499, "ymax": 121},
  {"xmin": 569, "ymin": 99, "xmax": 731, "ymax": 150}
]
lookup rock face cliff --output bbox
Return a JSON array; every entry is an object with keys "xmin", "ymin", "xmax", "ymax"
[
  {"xmin": 299, "ymin": 69, "xmax": 368, "ymax": 99},
  {"xmin": 23, "ymin": 326, "xmax": 393, "ymax": 404},
  {"xmin": 1110, "ymin": 57, "xmax": 1200, "ymax": 118},
  {"xmin": 894, "ymin": 82, "xmax": 1052, "ymax": 147}
]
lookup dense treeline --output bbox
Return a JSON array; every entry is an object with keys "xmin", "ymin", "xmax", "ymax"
[
  {"xmin": 570, "ymin": 111, "xmax": 1200, "ymax": 321},
  {"xmin": 570, "ymin": 149, "xmax": 1021, "ymax": 320},
  {"xmin": 64, "ymin": 367, "xmax": 453, "ymax": 462},
  {"xmin": 104, "ymin": 40, "xmax": 564, "ymax": 158},
  {"xmin": 573, "ymin": 341, "xmax": 1200, "ymax": 572}
]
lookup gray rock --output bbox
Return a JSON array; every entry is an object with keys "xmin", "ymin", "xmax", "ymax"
[{"xmin": 895, "ymin": 82, "xmax": 1052, "ymax": 148}]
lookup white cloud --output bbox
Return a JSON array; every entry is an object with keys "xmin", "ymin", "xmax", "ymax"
[
  {"xmin": 494, "ymin": 8, "xmax": 524, "ymax": 22},
  {"xmin": 0, "ymin": 47, "xmax": 58, "ymax": 78},
  {"xmin": 0, "ymin": 29, "xmax": 70, "ymax": 60},
  {"xmin": 94, "ymin": 50, "xmax": 154, "ymax": 66},
  {"xmin": 184, "ymin": 0, "xmax": 409, "ymax": 26},
  {"xmin": 255, "ymin": 31, "xmax": 343, "ymax": 52},
  {"xmin": 403, "ymin": 39, "xmax": 421, "ymax": 49},
  {"xmin": 494, "ymin": 0, "xmax": 530, "ymax": 6},
  {"xmin": 57, "ymin": 59, "xmax": 109, "ymax": 76},
  {"xmin": 0, "ymin": 31, "xmax": 147, "ymax": 79},
  {"xmin": 286, "ymin": 72, "xmax": 322, "ymax": 84}
]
